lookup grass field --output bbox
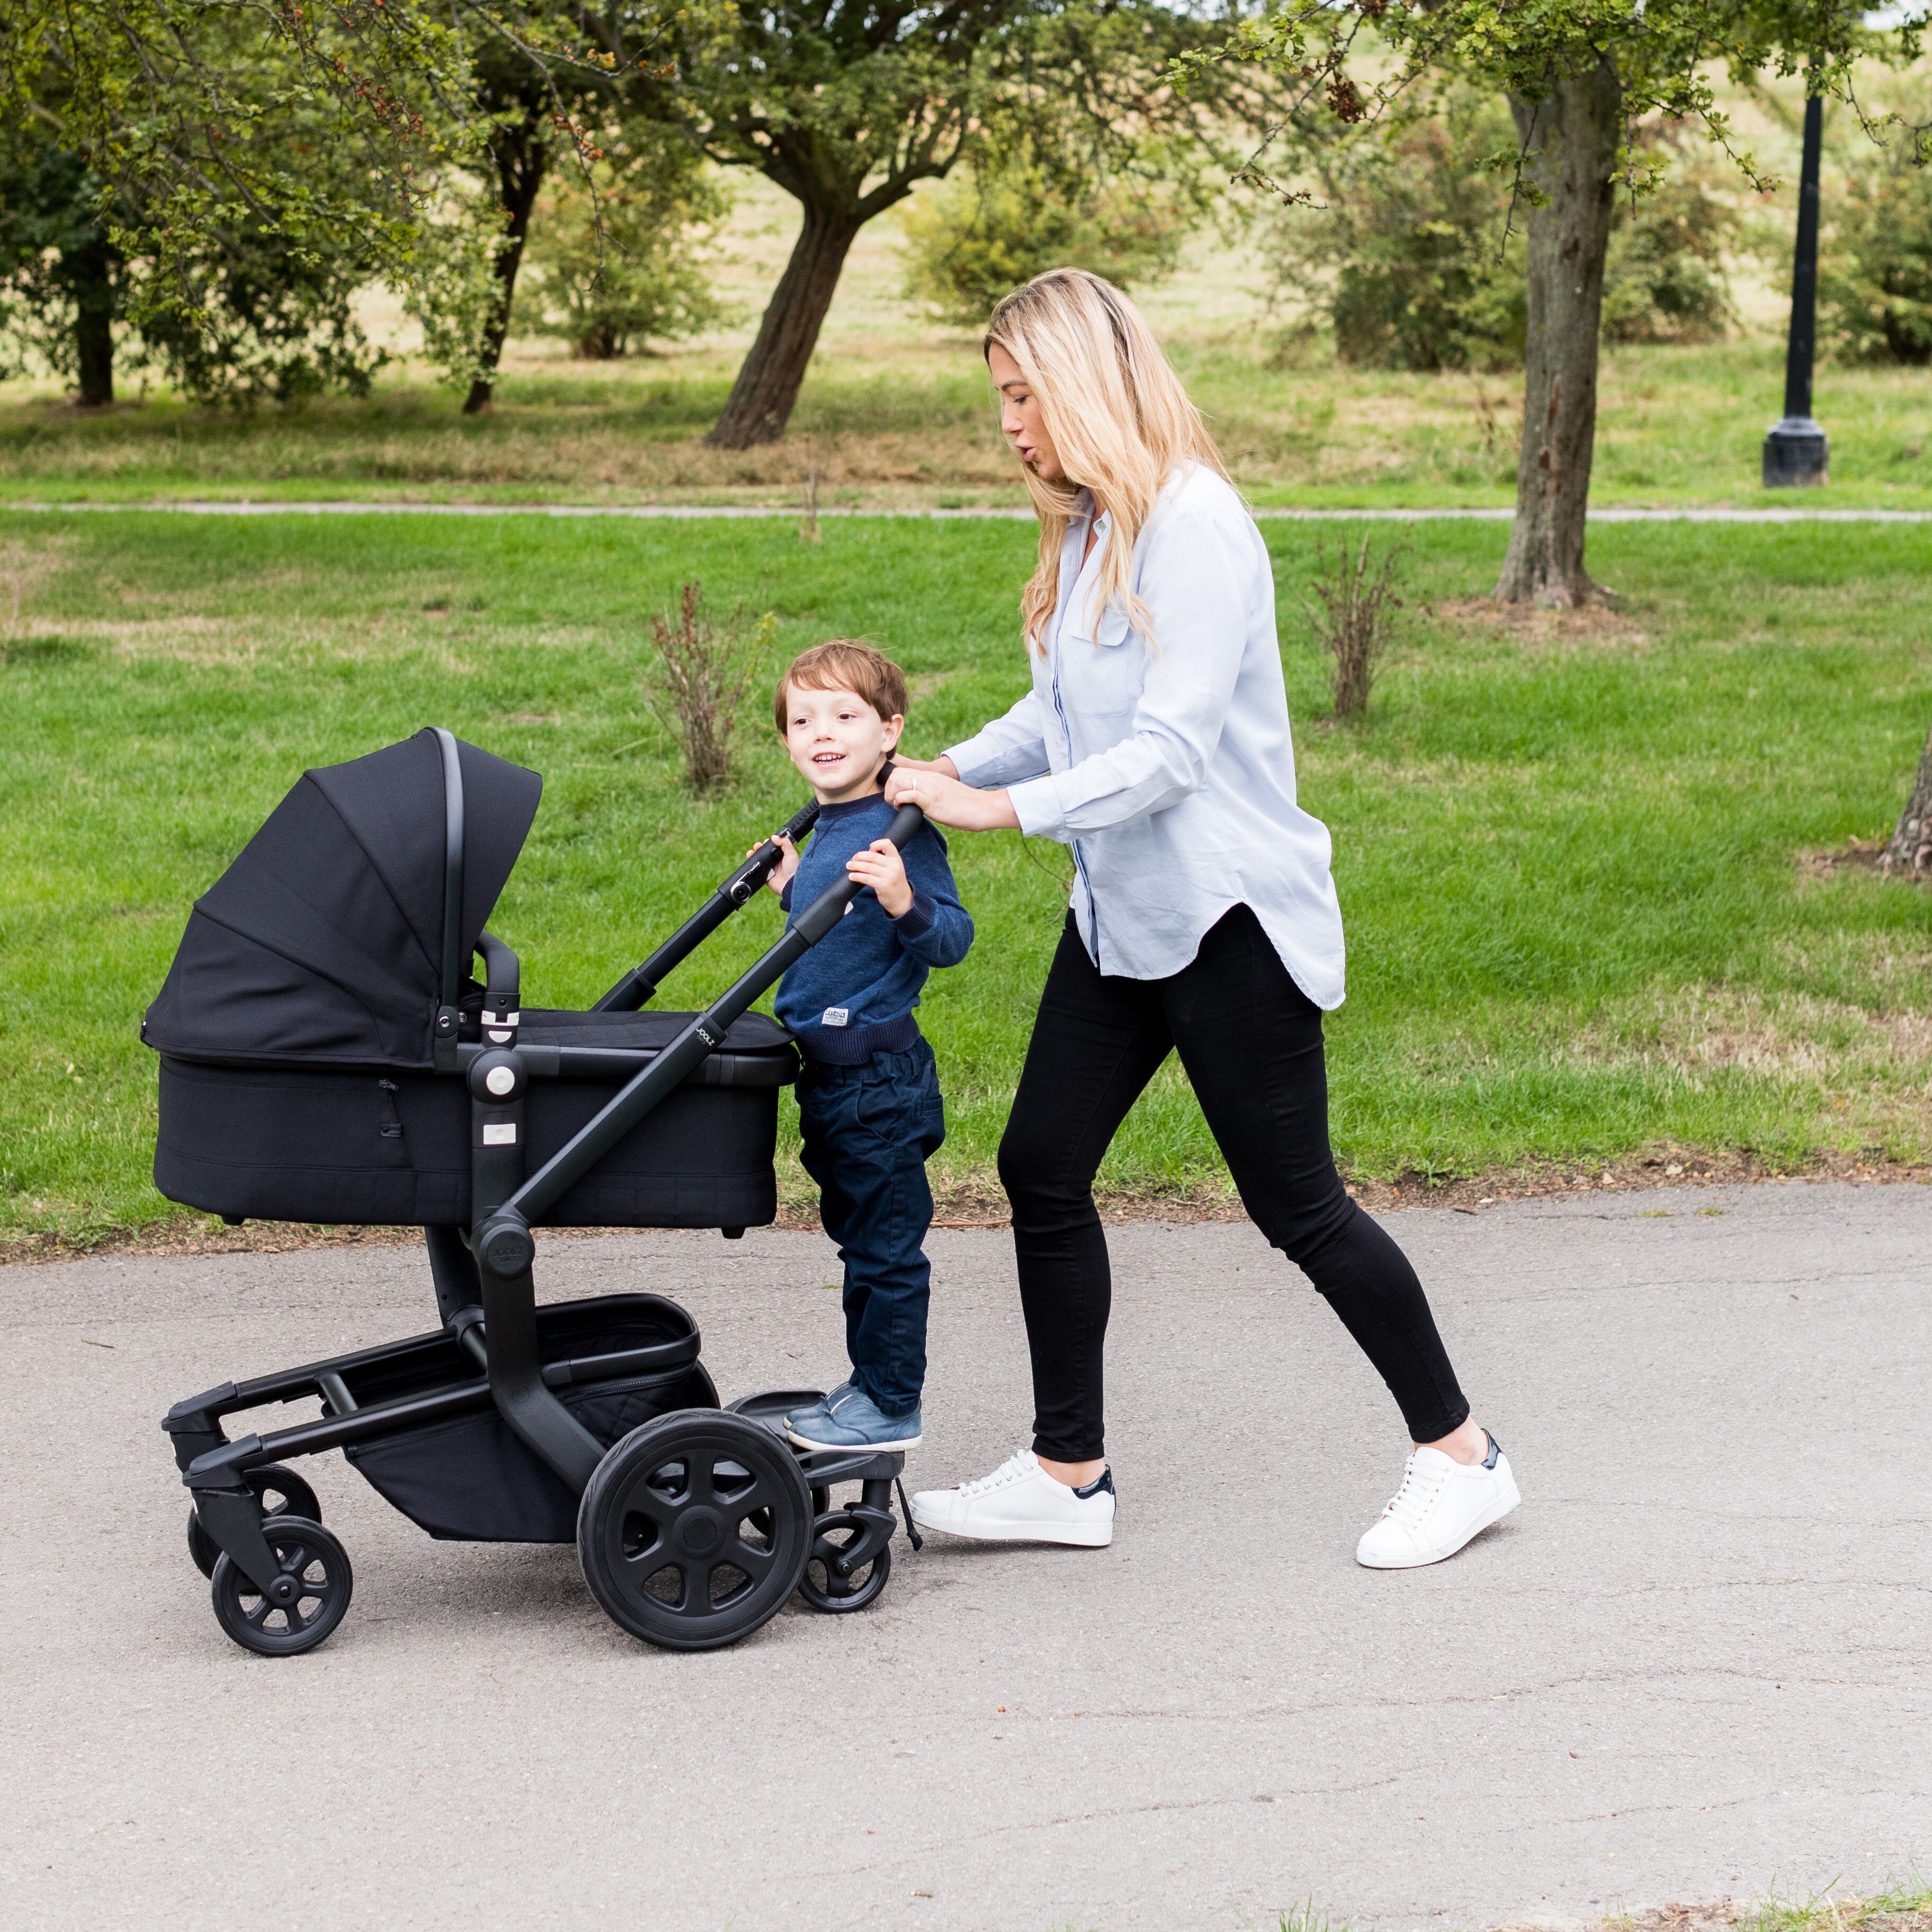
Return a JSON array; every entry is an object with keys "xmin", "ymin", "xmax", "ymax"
[{"xmin": 3, "ymin": 508, "xmax": 1928, "ymax": 1248}]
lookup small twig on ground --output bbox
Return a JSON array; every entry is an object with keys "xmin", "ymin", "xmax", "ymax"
[{"xmin": 1304, "ymin": 535, "xmax": 1405, "ymax": 719}]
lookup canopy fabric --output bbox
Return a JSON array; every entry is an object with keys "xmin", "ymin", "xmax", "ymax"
[{"xmin": 144, "ymin": 731, "xmax": 542, "ymax": 1071}]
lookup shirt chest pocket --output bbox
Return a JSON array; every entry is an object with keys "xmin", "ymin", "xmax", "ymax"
[{"xmin": 1060, "ymin": 601, "xmax": 1143, "ymax": 734}]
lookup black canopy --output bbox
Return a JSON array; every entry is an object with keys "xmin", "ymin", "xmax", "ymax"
[{"xmin": 145, "ymin": 729, "xmax": 542, "ymax": 1071}]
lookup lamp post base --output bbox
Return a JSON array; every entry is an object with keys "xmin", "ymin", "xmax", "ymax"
[{"xmin": 1763, "ymin": 418, "xmax": 1829, "ymax": 488}]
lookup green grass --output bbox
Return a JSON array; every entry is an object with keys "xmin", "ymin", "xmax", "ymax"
[
  {"xmin": 5, "ymin": 339, "xmax": 1931, "ymax": 512},
  {"xmin": 2, "ymin": 509, "xmax": 1929, "ymax": 1245}
]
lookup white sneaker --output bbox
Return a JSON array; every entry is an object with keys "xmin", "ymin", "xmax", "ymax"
[
  {"xmin": 910, "ymin": 1450, "xmax": 1115, "ymax": 1548},
  {"xmin": 1356, "ymin": 1434, "xmax": 1520, "ymax": 1569}
]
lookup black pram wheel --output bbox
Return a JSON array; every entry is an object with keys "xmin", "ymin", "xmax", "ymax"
[
  {"xmin": 187, "ymin": 1464, "xmax": 321, "ymax": 1579},
  {"xmin": 577, "ymin": 1410, "xmax": 811, "ymax": 1652},
  {"xmin": 209, "ymin": 1518, "xmax": 353, "ymax": 1657},
  {"xmin": 797, "ymin": 1510, "xmax": 892, "ymax": 1614}
]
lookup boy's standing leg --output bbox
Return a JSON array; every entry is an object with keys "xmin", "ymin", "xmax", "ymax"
[{"xmin": 790, "ymin": 1042, "xmax": 945, "ymax": 1448}]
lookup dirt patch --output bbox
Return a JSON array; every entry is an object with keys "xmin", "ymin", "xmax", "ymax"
[
  {"xmin": 1429, "ymin": 594, "xmax": 1649, "ymax": 651},
  {"xmin": 1502, "ymin": 1901, "xmax": 1932, "ymax": 1932},
  {"xmin": 1798, "ymin": 835, "xmax": 1928, "ymax": 884},
  {"xmin": 8, "ymin": 1149, "xmax": 1924, "ymax": 1264}
]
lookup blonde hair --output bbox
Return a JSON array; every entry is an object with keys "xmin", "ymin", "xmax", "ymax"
[
  {"xmin": 773, "ymin": 639, "xmax": 907, "ymax": 734},
  {"xmin": 985, "ymin": 269, "xmax": 1230, "ymax": 652}
]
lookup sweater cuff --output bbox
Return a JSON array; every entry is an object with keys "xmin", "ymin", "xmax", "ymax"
[
  {"xmin": 1008, "ymin": 774, "xmax": 1069, "ymax": 842},
  {"xmin": 890, "ymin": 888, "xmax": 936, "ymax": 940}
]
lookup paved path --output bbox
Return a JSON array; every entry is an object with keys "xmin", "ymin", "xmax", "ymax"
[
  {"xmin": 4, "ymin": 1181, "xmax": 1927, "ymax": 1931},
  {"xmin": 5, "ymin": 499, "xmax": 1932, "ymax": 522}
]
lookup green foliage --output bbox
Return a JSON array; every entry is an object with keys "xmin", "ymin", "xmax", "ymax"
[
  {"xmin": 897, "ymin": 142, "xmax": 1199, "ymax": 328},
  {"xmin": 1821, "ymin": 101, "xmax": 1932, "ymax": 365},
  {"xmin": 1265, "ymin": 93, "xmax": 1735, "ymax": 370},
  {"xmin": 0, "ymin": 0, "xmax": 500, "ymax": 332},
  {"xmin": 0, "ymin": 133, "xmax": 389, "ymax": 404},
  {"xmin": 528, "ymin": 133, "xmax": 731, "ymax": 359}
]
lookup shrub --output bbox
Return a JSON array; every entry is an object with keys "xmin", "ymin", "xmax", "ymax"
[
  {"xmin": 1265, "ymin": 91, "xmax": 1735, "ymax": 368},
  {"xmin": 646, "ymin": 584, "xmax": 774, "ymax": 796},
  {"xmin": 529, "ymin": 133, "xmax": 730, "ymax": 359},
  {"xmin": 897, "ymin": 144, "xmax": 1198, "ymax": 328},
  {"xmin": 1304, "ymin": 537, "xmax": 1404, "ymax": 720},
  {"xmin": 1820, "ymin": 115, "xmax": 1932, "ymax": 366}
]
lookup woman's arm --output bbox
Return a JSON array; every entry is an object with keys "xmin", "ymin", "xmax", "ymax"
[
  {"xmin": 940, "ymin": 690, "xmax": 1051, "ymax": 790},
  {"xmin": 1002, "ymin": 500, "xmax": 1253, "ymax": 844}
]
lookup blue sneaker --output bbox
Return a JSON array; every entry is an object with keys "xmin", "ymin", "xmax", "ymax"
[
  {"xmin": 780, "ymin": 1381, "xmax": 855, "ymax": 1437},
  {"xmin": 784, "ymin": 1384, "xmax": 922, "ymax": 1452}
]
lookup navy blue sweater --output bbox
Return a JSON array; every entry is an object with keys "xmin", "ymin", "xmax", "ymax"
[{"xmin": 775, "ymin": 795, "xmax": 973, "ymax": 1063}]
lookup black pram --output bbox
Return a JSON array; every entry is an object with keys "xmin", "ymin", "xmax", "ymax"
[{"xmin": 149, "ymin": 727, "xmax": 921, "ymax": 1655}]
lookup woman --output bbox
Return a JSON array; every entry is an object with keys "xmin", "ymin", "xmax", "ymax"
[{"xmin": 889, "ymin": 269, "xmax": 1519, "ymax": 1569}]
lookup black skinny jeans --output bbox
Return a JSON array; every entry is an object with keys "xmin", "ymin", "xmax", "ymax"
[{"xmin": 998, "ymin": 905, "xmax": 1470, "ymax": 1462}]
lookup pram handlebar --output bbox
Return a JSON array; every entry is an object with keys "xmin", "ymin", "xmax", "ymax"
[
  {"xmin": 489, "ymin": 790, "xmax": 924, "ymax": 1237},
  {"xmin": 590, "ymin": 795, "xmax": 824, "ymax": 1013}
]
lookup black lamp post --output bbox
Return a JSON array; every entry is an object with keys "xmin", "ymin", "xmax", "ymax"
[{"xmin": 1763, "ymin": 88, "xmax": 1828, "ymax": 487}]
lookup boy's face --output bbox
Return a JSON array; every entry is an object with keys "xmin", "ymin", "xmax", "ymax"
[{"xmin": 782, "ymin": 682, "xmax": 905, "ymax": 804}]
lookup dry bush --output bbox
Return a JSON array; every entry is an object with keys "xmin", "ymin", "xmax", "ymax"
[
  {"xmin": 1304, "ymin": 536, "xmax": 1405, "ymax": 719},
  {"xmin": 646, "ymin": 582, "xmax": 773, "ymax": 795}
]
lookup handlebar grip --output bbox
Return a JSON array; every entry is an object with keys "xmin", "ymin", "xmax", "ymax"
[{"xmin": 778, "ymin": 798, "xmax": 821, "ymax": 845}]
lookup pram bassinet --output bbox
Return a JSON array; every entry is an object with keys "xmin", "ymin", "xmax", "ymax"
[
  {"xmin": 143, "ymin": 729, "xmax": 794, "ymax": 1231},
  {"xmin": 154, "ymin": 728, "xmax": 926, "ymax": 1657}
]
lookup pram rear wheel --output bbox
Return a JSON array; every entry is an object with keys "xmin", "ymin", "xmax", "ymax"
[
  {"xmin": 797, "ymin": 1510, "xmax": 891, "ymax": 1614},
  {"xmin": 186, "ymin": 1464, "xmax": 321, "ymax": 1579},
  {"xmin": 209, "ymin": 1518, "xmax": 352, "ymax": 1657},
  {"xmin": 577, "ymin": 1410, "xmax": 811, "ymax": 1652}
]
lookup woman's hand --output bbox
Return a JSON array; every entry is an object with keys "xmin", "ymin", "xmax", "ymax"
[
  {"xmin": 846, "ymin": 838, "xmax": 914, "ymax": 917},
  {"xmin": 747, "ymin": 833, "xmax": 799, "ymax": 895},
  {"xmin": 883, "ymin": 762, "xmax": 1018, "ymax": 832}
]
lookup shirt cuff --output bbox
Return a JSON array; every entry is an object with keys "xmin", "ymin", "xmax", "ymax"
[
  {"xmin": 1008, "ymin": 774, "xmax": 1069, "ymax": 842},
  {"xmin": 944, "ymin": 734, "xmax": 1005, "ymax": 789},
  {"xmin": 890, "ymin": 889, "xmax": 936, "ymax": 940}
]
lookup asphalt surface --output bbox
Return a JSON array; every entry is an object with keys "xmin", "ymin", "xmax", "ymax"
[{"xmin": 4, "ymin": 1180, "xmax": 1927, "ymax": 1932}]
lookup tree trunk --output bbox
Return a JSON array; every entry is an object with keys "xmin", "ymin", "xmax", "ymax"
[
  {"xmin": 463, "ymin": 121, "xmax": 548, "ymax": 417},
  {"xmin": 1880, "ymin": 721, "xmax": 1932, "ymax": 877},
  {"xmin": 1495, "ymin": 55, "xmax": 1622, "ymax": 606},
  {"xmin": 706, "ymin": 203, "xmax": 863, "ymax": 449},
  {"xmin": 71, "ymin": 245, "xmax": 114, "ymax": 408}
]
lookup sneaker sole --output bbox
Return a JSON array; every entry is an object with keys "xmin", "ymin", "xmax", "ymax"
[
  {"xmin": 907, "ymin": 1513, "xmax": 1113, "ymax": 1548},
  {"xmin": 1356, "ymin": 1469, "xmax": 1521, "ymax": 1570},
  {"xmin": 785, "ymin": 1424, "xmax": 923, "ymax": 1453}
]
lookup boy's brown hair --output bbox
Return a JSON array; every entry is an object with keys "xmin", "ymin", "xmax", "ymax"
[{"xmin": 773, "ymin": 640, "xmax": 908, "ymax": 735}]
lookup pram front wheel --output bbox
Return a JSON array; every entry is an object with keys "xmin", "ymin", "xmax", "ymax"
[
  {"xmin": 186, "ymin": 1464, "xmax": 321, "ymax": 1579},
  {"xmin": 797, "ymin": 1510, "xmax": 892, "ymax": 1614},
  {"xmin": 209, "ymin": 1518, "xmax": 353, "ymax": 1657},
  {"xmin": 577, "ymin": 1410, "xmax": 812, "ymax": 1652}
]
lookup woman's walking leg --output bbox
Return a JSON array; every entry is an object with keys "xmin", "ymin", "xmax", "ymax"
[
  {"xmin": 1163, "ymin": 908, "xmax": 1470, "ymax": 1443},
  {"xmin": 998, "ymin": 916, "xmax": 1172, "ymax": 1461}
]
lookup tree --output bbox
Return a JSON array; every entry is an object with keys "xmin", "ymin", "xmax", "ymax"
[
  {"xmin": 1880, "ymin": 723, "xmax": 1932, "ymax": 878},
  {"xmin": 615, "ymin": 0, "xmax": 1250, "ymax": 448},
  {"xmin": 0, "ymin": 146, "xmax": 121, "ymax": 405},
  {"xmin": 1184, "ymin": 0, "xmax": 1919, "ymax": 604},
  {"xmin": 526, "ymin": 131, "xmax": 730, "ymax": 358}
]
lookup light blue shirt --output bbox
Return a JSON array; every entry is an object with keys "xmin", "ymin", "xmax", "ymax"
[{"xmin": 945, "ymin": 464, "xmax": 1347, "ymax": 1006}]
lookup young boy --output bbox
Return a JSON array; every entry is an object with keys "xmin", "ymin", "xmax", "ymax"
[{"xmin": 765, "ymin": 641, "xmax": 973, "ymax": 1453}]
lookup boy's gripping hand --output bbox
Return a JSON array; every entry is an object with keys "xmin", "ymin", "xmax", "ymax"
[
  {"xmin": 747, "ymin": 833, "xmax": 800, "ymax": 896},
  {"xmin": 846, "ymin": 838, "xmax": 914, "ymax": 917}
]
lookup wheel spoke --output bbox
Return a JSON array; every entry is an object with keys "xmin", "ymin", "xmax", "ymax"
[
  {"xmin": 678, "ymin": 1561, "xmax": 713, "ymax": 1614},
  {"xmin": 728, "ymin": 1533, "xmax": 774, "ymax": 1577}
]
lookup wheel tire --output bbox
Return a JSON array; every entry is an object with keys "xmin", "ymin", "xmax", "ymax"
[
  {"xmin": 187, "ymin": 1464, "xmax": 321, "ymax": 1579},
  {"xmin": 578, "ymin": 1410, "xmax": 812, "ymax": 1652},
  {"xmin": 797, "ymin": 1510, "xmax": 892, "ymax": 1614},
  {"xmin": 210, "ymin": 1518, "xmax": 352, "ymax": 1657}
]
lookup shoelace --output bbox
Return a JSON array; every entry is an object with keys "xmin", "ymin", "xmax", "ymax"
[
  {"xmin": 1381, "ymin": 1451, "xmax": 1450, "ymax": 1528},
  {"xmin": 953, "ymin": 1451, "xmax": 1032, "ymax": 1500}
]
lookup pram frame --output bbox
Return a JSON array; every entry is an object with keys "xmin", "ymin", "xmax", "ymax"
[{"xmin": 166, "ymin": 731, "xmax": 923, "ymax": 1651}]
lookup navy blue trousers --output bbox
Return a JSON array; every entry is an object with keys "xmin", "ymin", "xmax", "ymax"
[{"xmin": 797, "ymin": 1039, "xmax": 946, "ymax": 1419}]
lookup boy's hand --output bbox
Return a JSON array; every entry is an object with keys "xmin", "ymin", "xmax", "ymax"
[
  {"xmin": 846, "ymin": 838, "xmax": 913, "ymax": 917},
  {"xmin": 747, "ymin": 833, "xmax": 799, "ymax": 895}
]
